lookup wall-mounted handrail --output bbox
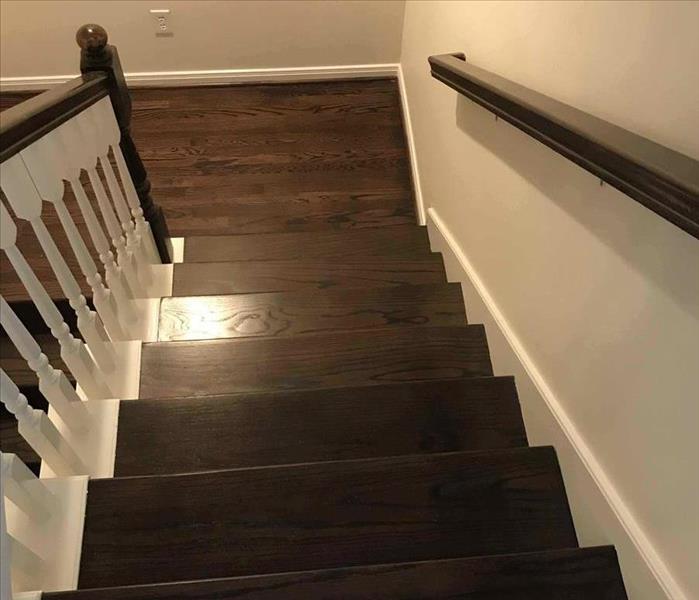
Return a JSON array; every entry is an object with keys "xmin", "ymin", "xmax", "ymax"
[{"xmin": 428, "ymin": 53, "xmax": 699, "ymax": 239}]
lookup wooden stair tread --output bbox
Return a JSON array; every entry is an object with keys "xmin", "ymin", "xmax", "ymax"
[
  {"xmin": 49, "ymin": 547, "xmax": 627, "ymax": 599},
  {"xmin": 0, "ymin": 334, "xmax": 69, "ymax": 387},
  {"xmin": 116, "ymin": 377, "xmax": 525, "ymax": 476},
  {"xmin": 183, "ymin": 225, "xmax": 431, "ymax": 262},
  {"xmin": 79, "ymin": 447, "xmax": 577, "ymax": 588},
  {"xmin": 140, "ymin": 325, "xmax": 492, "ymax": 399},
  {"xmin": 172, "ymin": 256, "xmax": 446, "ymax": 296},
  {"xmin": 158, "ymin": 282, "xmax": 465, "ymax": 342},
  {"xmin": 161, "ymin": 192, "xmax": 416, "ymax": 237}
]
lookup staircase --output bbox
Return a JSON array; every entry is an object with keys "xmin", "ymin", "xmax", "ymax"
[{"xmin": 0, "ymin": 25, "xmax": 627, "ymax": 599}]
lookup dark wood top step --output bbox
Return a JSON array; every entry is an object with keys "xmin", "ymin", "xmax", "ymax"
[
  {"xmin": 158, "ymin": 283, "xmax": 465, "ymax": 342},
  {"xmin": 161, "ymin": 191, "xmax": 416, "ymax": 237},
  {"xmin": 78, "ymin": 447, "xmax": 577, "ymax": 588},
  {"xmin": 172, "ymin": 256, "xmax": 446, "ymax": 296},
  {"xmin": 116, "ymin": 377, "xmax": 525, "ymax": 476},
  {"xmin": 50, "ymin": 547, "xmax": 627, "ymax": 599},
  {"xmin": 0, "ymin": 334, "xmax": 69, "ymax": 388},
  {"xmin": 183, "ymin": 225, "xmax": 431, "ymax": 262},
  {"xmin": 140, "ymin": 325, "xmax": 492, "ymax": 399}
]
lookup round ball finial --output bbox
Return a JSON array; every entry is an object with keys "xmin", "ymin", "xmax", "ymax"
[{"xmin": 76, "ymin": 24, "xmax": 108, "ymax": 52}]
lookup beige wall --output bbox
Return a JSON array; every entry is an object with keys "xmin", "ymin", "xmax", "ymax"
[
  {"xmin": 401, "ymin": 1, "xmax": 699, "ymax": 598},
  {"xmin": 0, "ymin": 0, "xmax": 405, "ymax": 78}
]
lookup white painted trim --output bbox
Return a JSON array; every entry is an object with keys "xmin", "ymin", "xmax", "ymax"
[
  {"xmin": 169, "ymin": 237, "xmax": 185, "ymax": 263},
  {"xmin": 427, "ymin": 206, "xmax": 685, "ymax": 600},
  {"xmin": 396, "ymin": 65, "xmax": 426, "ymax": 225},
  {"xmin": 0, "ymin": 64, "xmax": 400, "ymax": 92}
]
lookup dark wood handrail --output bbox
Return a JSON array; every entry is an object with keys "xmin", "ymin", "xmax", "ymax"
[
  {"xmin": 429, "ymin": 53, "xmax": 699, "ymax": 239},
  {"xmin": 0, "ymin": 72, "xmax": 109, "ymax": 163}
]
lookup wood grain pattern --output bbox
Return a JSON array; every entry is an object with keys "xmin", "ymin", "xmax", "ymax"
[
  {"xmin": 140, "ymin": 325, "xmax": 492, "ymax": 399},
  {"xmin": 50, "ymin": 547, "xmax": 627, "ymax": 599},
  {"xmin": 79, "ymin": 447, "xmax": 577, "ymax": 588},
  {"xmin": 172, "ymin": 257, "xmax": 446, "ymax": 296},
  {"xmin": 115, "ymin": 377, "xmax": 524, "ymax": 476},
  {"xmin": 183, "ymin": 225, "xmax": 431, "ymax": 262},
  {"xmin": 158, "ymin": 283, "xmax": 465, "ymax": 341},
  {"xmin": 126, "ymin": 79, "xmax": 415, "ymax": 236}
]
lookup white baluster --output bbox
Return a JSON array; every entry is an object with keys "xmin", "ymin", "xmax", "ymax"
[
  {"xmin": 55, "ymin": 120, "xmax": 136, "ymax": 316},
  {"xmin": 73, "ymin": 111, "xmax": 143, "ymax": 293},
  {"xmin": 94, "ymin": 97, "xmax": 161, "ymax": 263},
  {"xmin": 85, "ymin": 102, "xmax": 153, "ymax": 287},
  {"xmin": 1, "ymin": 372, "xmax": 88, "ymax": 476},
  {"xmin": 0, "ymin": 296, "xmax": 89, "ymax": 431},
  {"xmin": 0, "ymin": 206, "xmax": 112, "ymax": 400},
  {"xmin": 20, "ymin": 133, "xmax": 129, "ymax": 340},
  {"xmin": 1, "ymin": 155, "xmax": 115, "ymax": 372}
]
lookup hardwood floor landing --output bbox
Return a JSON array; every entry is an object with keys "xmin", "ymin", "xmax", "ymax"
[{"xmin": 126, "ymin": 79, "xmax": 416, "ymax": 237}]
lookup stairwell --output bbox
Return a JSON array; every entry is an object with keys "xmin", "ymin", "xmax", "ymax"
[{"xmin": 1, "ymin": 75, "xmax": 628, "ymax": 598}]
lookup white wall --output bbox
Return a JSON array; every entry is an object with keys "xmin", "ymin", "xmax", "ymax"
[
  {"xmin": 0, "ymin": 0, "xmax": 405, "ymax": 80},
  {"xmin": 401, "ymin": 2, "xmax": 699, "ymax": 599}
]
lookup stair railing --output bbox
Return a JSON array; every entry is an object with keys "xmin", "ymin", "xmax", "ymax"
[{"xmin": 0, "ymin": 23, "xmax": 176, "ymax": 595}]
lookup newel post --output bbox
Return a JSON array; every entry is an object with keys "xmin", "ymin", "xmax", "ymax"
[{"xmin": 76, "ymin": 24, "xmax": 172, "ymax": 263}]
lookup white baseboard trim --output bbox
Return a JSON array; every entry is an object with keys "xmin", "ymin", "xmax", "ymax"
[
  {"xmin": 0, "ymin": 64, "xmax": 400, "ymax": 91},
  {"xmin": 396, "ymin": 65, "xmax": 426, "ymax": 225},
  {"xmin": 426, "ymin": 206, "xmax": 684, "ymax": 600}
]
